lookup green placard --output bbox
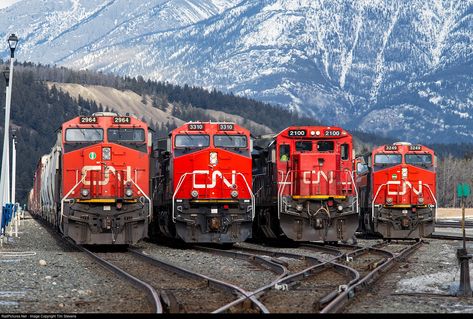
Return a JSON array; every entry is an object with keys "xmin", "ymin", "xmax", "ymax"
[
  {"xmin": 464, "ymin": 184, "xmax": 471, "ymax": 197},
  {"xmin": 457, "ymin": 183, "xmax": 471, "ymax": 198},
  {"xmin": 89, "ymin": 151, "xmax": 97, "ymax": 160}
]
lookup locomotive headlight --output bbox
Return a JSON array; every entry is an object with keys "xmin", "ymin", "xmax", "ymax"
[
  {"xmin": 418, "ymin": 197, "xmax": 424, "ymax": 204},
  {"xmin": 102, "ymin": 147, "xmax": 111, "ymax": 161},
  {"xmin": 296, "ymin": 204, "xmax": 303, "ymax": 211},
  {"xmin": 337, "ymin": 205, "xmax": 344, "ymax": 211},
  {"xmin": 191, "ymin": 190, "xmax": 199, "ymax": 198},
  {"xmin": 310, "ymin": 131, "xmax": 316, "ymax": 136},
  {"xmin": 230, "ymin": 190, "xmax": 239, "ymax": 198},
  {"xmin": 315, "ymin": 130, "xmax": 321, "ymax": 136},
  {"xmin": 81, "ymin": 188, "xmax": 89, "ymax": 197},
  {"xmin": 210, "ymin": 152, "xmax": 218, "ymax": 166},
  {"xmin": 402, "ymin": 167, "xmax": 408, "ymax": 179},
  {"xmin": 125, "ymin": 188, "xmax": 133, "ymax": 197}
]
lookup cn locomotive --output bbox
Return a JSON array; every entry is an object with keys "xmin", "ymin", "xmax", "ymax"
[
  {"xmin": 151, "ymin": 121, "xmax": 254, "ymax": 243},
  {"xmin": 355, "ymin": 142, "xmax": 437, "ymax": 239},
  {"xmin": 252, "ymin": 126, "xmax": 359, "ymax": 242},
  {"xmin": 28, "ymin": 112, "xmax": 152, "ymax": 245}
]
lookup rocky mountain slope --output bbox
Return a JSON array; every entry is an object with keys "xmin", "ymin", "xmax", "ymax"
[{"xmin": 1, "ymin": 0, "xmax": 472, "ymax": 143}]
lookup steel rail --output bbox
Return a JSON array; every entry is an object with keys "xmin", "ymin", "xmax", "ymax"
[
  {"xmin": 220, "ymin": 245, "xmax": 323, "ymax": 272},
  {"xmin": 247, "ymin": 257, "xmax": 361, "ymax": 313},
  {"xmin": 216, "ymin": 244, "xmax": 361, "ymax": 313},
  {"xmin": 320, "ymin": 240, "xmax": 423, "ymax": 313},
  {"xmin": 127, "ymin": 248, "xmax": 268, "ymax": 313},
  {"xmin": 300, "ymin": 242, "xmax": 361, "ymax": 255},
  {"xmin": 78, "ymin": 245, "xmax": 163, "ymax": 314},
  {"xmin": 435, "ymin": 220, "xmax": 473, "ymax": 228},
  {"xmin": 429, "ymin": 232, "xmax": 473, "ymax": 241},
  {"xmin": 192, "ymin": 245, "xmax": 294, "ymax": 313}
]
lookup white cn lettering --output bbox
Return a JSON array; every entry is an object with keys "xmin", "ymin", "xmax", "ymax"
[
  {"xmin": 192, "ymin": 170, "xmax": 236, "ymax": 189},
  {"xmin": 82, "ymin": 165, "xmax": 132, "ymax": 186},
  {"xmin": 302, "ymin": 171, "xmax": 334, "ymax": 185},
  {"xmin": 387, "ymin": 181, "xmax": 422, "ymax": 196}
]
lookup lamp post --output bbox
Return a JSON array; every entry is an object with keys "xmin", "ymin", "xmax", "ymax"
[
  {"xmin": 11, "ymin": 133, "xmax": 17, "ymax": 237},
  {"xmin": 0, "ymin": 33, "xmax": 18, "ymax": 243}
]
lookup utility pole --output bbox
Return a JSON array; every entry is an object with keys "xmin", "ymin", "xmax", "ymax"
[{"xmin": 456, "ymin": 183, "xmax": 472, "ymax": 297}]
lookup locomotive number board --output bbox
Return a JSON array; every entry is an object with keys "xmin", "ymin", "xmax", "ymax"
[
  {"xmin": 324, "ymin": 130, "xmax": 341, "ymax": 136},
  {"xmin": 409, "ymin": 145, "xmax": 422, "ymax": 151},
  {"xmin": 80, "ymin": 116, "xmax": 97, "ymax": 124},
  {"xmin": 188, "ymin": 123, "xmax": 204, "ymax": 131},
  {"xmin": 288, "ymin": 129, "xmax": 306, "ymax": 136},
  {"xmin": 385, "ymin": 145, "xmax": 398, "ymax": 151},
  {"xmin": 218, "ymin": 123, "xmax": 234, "ymax": 131},
  {"xmin": 113, "ymin": 117, "xmax": 131, "ymax": 124}
]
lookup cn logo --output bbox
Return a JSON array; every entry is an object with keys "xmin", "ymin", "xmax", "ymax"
[
  {"xmin": 192, "ymin": 170, "xmax": 236, "ymax": 189},
  {"xmin": 82, "ymin": 165, "xmax": 132, "ymax": 186},
  {"xmin": 302, "ymin": 171, "xmax": 334, "ymax": 185},
  {"xmin": 387, "ymin": 180, "xmax": 422, "ymax": 196}
]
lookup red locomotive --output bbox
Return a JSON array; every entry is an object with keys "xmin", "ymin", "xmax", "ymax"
[
  {"xmin": 151, "ymin": 121, "xmax": 254, "ymax": 243},
  {"xmin": 355, "ymin": 142, "xmax": 437, "ymax": 239},
  {"xmin": 28, "ymin": 112, "xmax": 152, "ymax": 245},
  {"xmin": 252, "ymin": 126, "xmax": 359, "ymax": 242}
]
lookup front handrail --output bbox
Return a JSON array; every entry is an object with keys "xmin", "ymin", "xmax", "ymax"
[
  {"xmin": 172, "ymin": 173, "xmax": 191, "ymax": 222},
  {"xmin": 236, "ymin": 172, "xmax": 255, "ymax": 220},
  {"xmin": 423, "ymin": 184, "xmax": 438, "ymax": 223},
  {"xmin": 371, "ymin": 182, "xmax": 437, "ymax": 222},
  {"xmin": 126, "ymin": 174, "xmax": 153, "ymax": 221},
  {"xmin": 349, "ymin": 170, "xmax": 359, "ymax": 215},
  {"xmin": 277, "ymin": 169, "xmax": 356, "ymax": 219},
  {"xmin": 171, "ymin": 171, "xmax": 255, "ymax": 222},
  {"xmin": 371, "ymin": 183, "xmax": 387, "ymax": 222},
  {"xmin": 61, "ymin": 174, "xmax": 87, "ymax": 233}
]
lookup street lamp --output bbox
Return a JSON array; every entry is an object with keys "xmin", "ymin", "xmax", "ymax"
[
  {"xmin": 0, "ymin": 34, "xmax": 18, "ymax": 244},
  {"xmin": 8, "ymin": 34, "xmax": 18, "ymax": 58}
]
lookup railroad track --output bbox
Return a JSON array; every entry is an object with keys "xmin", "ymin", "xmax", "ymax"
[
  {"xmin": 79, "ymin": 245, "xmax": 273, "ymax": 313},
  {"xmin": 204, "ymin": 242, "xmax": 359, "ymax": 313},
  {"xmin": 75, "ymin": 245, "xmax": 162, "ymax": 313},
  {"xmin": 434, "ymin": 220, "xmax": 473, "ymax": 228},
  {"xmin": 226, "ymin": 240, "xmax": 422, "ymax": 313},
  {"xmin": 320, "ymin": 240, "xmax": 423, "ymax": 313}
]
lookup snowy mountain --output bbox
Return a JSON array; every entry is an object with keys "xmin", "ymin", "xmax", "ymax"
[{"xmin": 0, "ymin": 0, "xmax": 472, "ymax": 143}]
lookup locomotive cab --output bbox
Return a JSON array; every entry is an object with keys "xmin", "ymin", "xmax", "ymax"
[
  {"xmin": 356, "ymin": 142, "xmax": 437, "ymax": 239},
  {"xmin": 60, "ymin": 113, "xmax": 152, "ymax": 245},
  {"xmin": 253, "ymin": 126, "xmax": 359, "ymax": 243},
  {"xmin": 152, "ymin": 122, "xmax": 254, "ymax": 243}
]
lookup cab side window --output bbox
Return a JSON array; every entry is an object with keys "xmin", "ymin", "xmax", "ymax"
[{"xmin": 279, "ymin": 144, "xmax": 290, "ymax": 162}]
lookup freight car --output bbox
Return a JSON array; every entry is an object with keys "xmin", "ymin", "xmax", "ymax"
[
  {"xmin": 28, "ymin": 112, "xmax": 152, "ymax": 245},
  {"xmin": 252, "ymin": 126, "xmax": 359, "ymax": 242},
  {"xmin": 355, "ymin": 142, "xmax": 437, "ymax": 239},
  {"xmin": 151, "ymin": 121, "xmax": 254, "ymax": 243}
]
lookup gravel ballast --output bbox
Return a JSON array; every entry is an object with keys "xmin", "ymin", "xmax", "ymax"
[{"xmin": 0, "ymin": 214, "xmax": 152, "ymax": 313}]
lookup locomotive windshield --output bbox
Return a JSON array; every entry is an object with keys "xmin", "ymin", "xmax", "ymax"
[
  {"xmin": 374, "ymin": 154, "xmax": 402, "ymax": 166},
  {"xmin": 214, "ymin": 135, "xmax": 247, "ymax": 148},
  {"xmin": 317, "ymin": 141, "xmax": 334, "ymax": 152},
  {"xmin": 65, "ymin": 128, "xmax": 103, "ymax": 142},
  {"xmin": 175, "ymin": 134, "xmax": 210, "ymax": 148},
  {"xmin": 296, "ymin": 141, "xmax": 312, "ymax": 152},
  {"xmin": 108, "ymin": 128, "xmax": 145, "ymax": 142},
  {"xmin": 405, "ymin": 154, "xmax": 432, "ymax": 167}
]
